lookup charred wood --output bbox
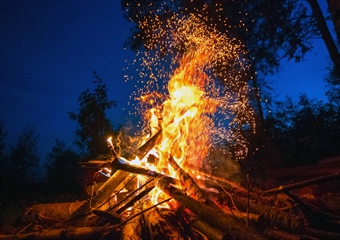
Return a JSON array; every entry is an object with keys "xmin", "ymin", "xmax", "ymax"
[
  {"xmin": 142, "ymin": 200, "xmax": 185, "ymax": 240},
  {"xmin": 189, "ymin": 215, "xmax": 228, "ymax": 240},
  {"xmin": 168, "ymin": 155, "xmax": 210, "ymax": 203},
  {"xmin": 134, "ymin": 129, "xmax": 162, "ymax": 160},
  {"xmin": 66, "ymin": 170, "xmax": 132, "ymax": 222},
  {"xmin": 158, "ymin": 179, "xmax": 268, "ymax": 240},
  {"xmin": 121, "ymin": 203, "xmax": 144, "ymax": 240}
]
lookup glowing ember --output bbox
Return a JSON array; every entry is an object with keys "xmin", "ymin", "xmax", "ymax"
[{"xmin": 121, "ymin": 14, "xmax": 256, "ymax": 203}]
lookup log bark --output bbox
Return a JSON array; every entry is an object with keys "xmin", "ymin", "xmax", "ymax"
[
  {"xmin": 168, "ymin": 155, "xmax": 208, "ymax": 202},
  {"xmin": 231, "ymin": 195, "xmax": 304, "ymax": 231},
  {"xmin": 0, "ymin": 226, "xmax": 116, "ymax": 240},
  {"xmin": 142, "ymin": 200, "xmax": 185, "ymax": 239},
  {"xmin": 158, "ymin": 179, "xmax": 268, "ymax": 240},
  {"xmin": 66, "ymin": 169, "xmax": 132, "ymax": 222},
  {"xmin": 189, "ymin": 216, "xmax": 227, "ymax": 240},
  {"xmin": 111, "ymin": 157, "xmax": 175, "ymax": 180},
  {"xmin": 21, "ymin": 201, "xmax": 86, "ymax": 224},
  {"xmin": 135, "ymin": 129, "xmax": 162, "ymax": 160},
  {"xmin": 121, "ymin": 203, "xmax": 143, "ymax": 240},
  {"xmin": 264, "ymin": 228, "xmax": 300, "ymax": 240}
]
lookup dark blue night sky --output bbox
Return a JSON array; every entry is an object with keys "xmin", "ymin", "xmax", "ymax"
[{"xmin": 0, "ymin": 0, "xmax": 334, "ymax": 159}]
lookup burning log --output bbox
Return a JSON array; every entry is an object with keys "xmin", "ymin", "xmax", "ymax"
[
  {"xmin": 168, "ymin": 155, "xmax": 211, "ymax": 203},
  {"xmin": 111, "ymin": 156, "xmax": 175, "ymax": 181},
  {"xmin": 94, "ymin": 180, "xmax": 155, "ymax": 226},
  {"xmin": 158, "ymin": 178, "xmax": 268, "ymax": 240},
  {"xmin": 142, "ymin": 200, "xmax": 186, "ymax": 239},
  {"xmin": 121, "ymin": 203, "xmax": 143, "ymax": 240},
  {"xmin": 134, "ymin": 129, "xmax": 162, "ymax": 160},
  {"xmin": 66, "ymin": 170, "xmax": 133, "ymax": 222}
]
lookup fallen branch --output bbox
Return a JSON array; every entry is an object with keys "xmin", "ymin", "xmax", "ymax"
[{"xmin": 260, "ymin": 173, "xmax": 340, "ymax": 196}]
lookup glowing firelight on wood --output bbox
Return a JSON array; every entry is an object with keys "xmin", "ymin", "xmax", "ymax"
[{"xmin": 120, "ymin": 14, "xmax": 255, "ymax": 204}]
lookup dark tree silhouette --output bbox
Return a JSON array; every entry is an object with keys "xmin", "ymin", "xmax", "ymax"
[
  {"xmin": 266, "ymin": 94, "xmax": 340, "ymax": 167},
  {"xmin": 121, "ymin": 0, "xmax": 318, "ymax": 120},
  {"xmin": 121, "ymin": 0, "xmax": 320, "ymax": 165},
  {"xmin": 68, "ymin": 71, "xmax": 117, "ymax": 159},
  {"xmin": 0, "ymin": 123, "xmax": 8, "ymax": 184},
  {"xmin": 325, "ymin": 68, "xmax": 340, "ymax": 105},
  {"xmin": 5, "ymin": 126, "xmax": 40, "ymax": 186},
  {"xmin": 45, "ymin": 140, "xmax": 82, "ymax": 192}
]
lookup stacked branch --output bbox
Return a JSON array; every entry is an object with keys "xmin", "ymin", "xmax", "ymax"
[{"xmin": 3, "ymin": 129, "xmax": 340, "ymax": 240}]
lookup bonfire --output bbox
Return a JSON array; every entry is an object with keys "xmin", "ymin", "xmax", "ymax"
[{"xmin": 1, "ymin": 15, "xmax": 339, "ymax": 240}]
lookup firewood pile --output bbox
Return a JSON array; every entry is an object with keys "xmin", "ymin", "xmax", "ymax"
[{"xmin": 1, "ymin": 135, "xmax": 340, "ymax": 240}]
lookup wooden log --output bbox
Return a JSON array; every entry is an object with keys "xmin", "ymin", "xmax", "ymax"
[
  {"xmin": 135, "ymin": 129, "xmax": 162, "ymax": 160},
  {"xmin": 264, "ymin": 228, "xmax": 300, "ymax": 240},
  {"xmin": 0, "ymin": 226, "xmax": 116, "ymax": 240},
  {"xmin": 231, "ymin": 195, "xmax": 304, "ymax": 231},
  {"xmin": 189, "ymin": 216, "xmax": 227, "ymax": 240},
  {"xmin": 225, "ymin": 210, "xmax": 265, "ymax": 230},
  {"xmin": 142, "ymin": 200, "xmax": 185, "ymax": 239},
  {"xmin": 158, "ymin": 179, "xmax": 268, "ymax": 240},
  {"xmin": 21, "ymin": 201, "xmax": 86, "ymax": 224},
  {"xmin": 111, "ymin": 156, "xmax": 176, "ymax": 181},
  {"xmin": 66, "ymin": 169, "xmax": 132, "ymax": 222},
  {"xmin": 168, "ymin": 155, "xmax": 208, "ymax": 202},
  {"xmin": 121, "ymin": 203, "xmax": 143, "ymax": 240}
]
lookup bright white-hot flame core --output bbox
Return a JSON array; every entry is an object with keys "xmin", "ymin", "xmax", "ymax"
[{"xmin": 121, "ymin": 15, "xmax": 255, "ymax": 205}]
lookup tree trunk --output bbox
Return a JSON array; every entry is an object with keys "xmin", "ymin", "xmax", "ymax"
[
  {"xmin": 307, "ymin": 0, "xmax": 340, "ymax": 72},
  {"xmin": 327, "ymin": 0, "xmax": 340, "ymax": 44}
]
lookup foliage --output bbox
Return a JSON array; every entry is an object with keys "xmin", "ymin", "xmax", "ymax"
[
  {"xmin": 122, "ymin": 0, "xmax": 317, "ymax": 80},
  {"xmin": 0, "ymin": 123, "xmax": 8, "ymax": 185},
  {"xmin": 2, "ymin": 125, "xmax": 40, "ymax": 186},
  {"xmin": 121, "ymin": 0, "xmax": 319, "ymax": 160},
  {"xmin": 122, "ymin": 0, "xmax": 317, "ymax": 66},
  {"xmin": 68, "ymin": 71, "xmax": 117, "ymax": 159},
  {"xmin": 325, "ymin": 67, "xmax": 340, "ymax": 105},
  {"xmin": 265, "ymin": 94, "xmax": 340, "ymax": 167},
  {"xmin": 45, "ymin": 140, "xmax": 82, "ymax": 191}
]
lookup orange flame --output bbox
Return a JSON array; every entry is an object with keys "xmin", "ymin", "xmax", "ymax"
[{"xmin": 125, "ymin": 15, "xmax": 255, "ymax": 204}]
